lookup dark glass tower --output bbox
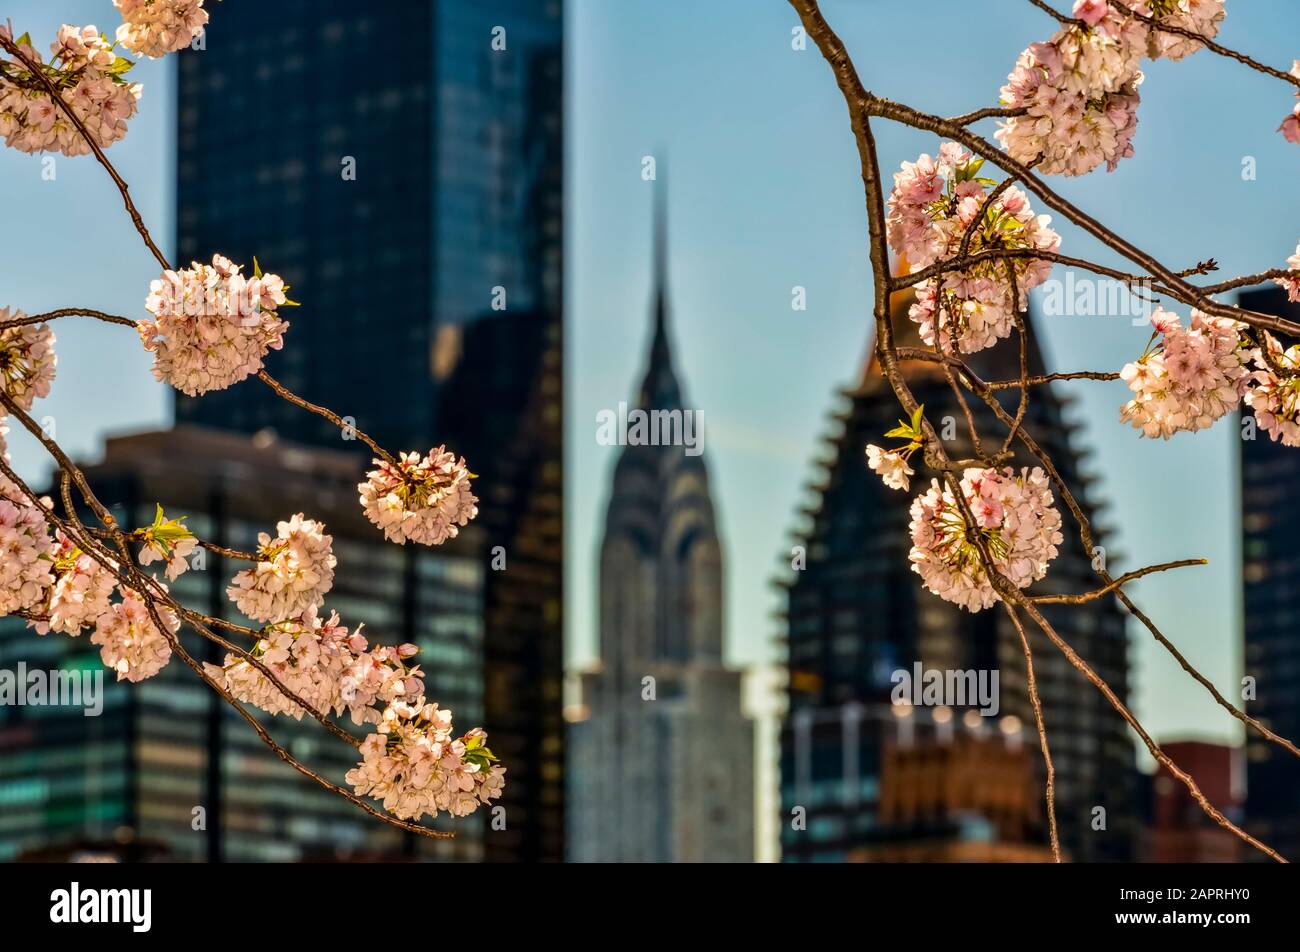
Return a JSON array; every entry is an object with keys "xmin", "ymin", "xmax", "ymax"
[
  {"xmin": 778, "ymin": 289, "xmax": 1137, "ymax": 863},
  {"xmin": 172, "ymin": 0, "xmax": 563, "ymax": 861},
  {"xmin": 1240, "ymin": 287, "xmax": 1300, "ymax": 861}
]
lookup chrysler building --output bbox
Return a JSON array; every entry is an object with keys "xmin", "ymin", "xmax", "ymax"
[{"xmin": 569, "ymin": 190, "xmax": 754, "ymax": 862}]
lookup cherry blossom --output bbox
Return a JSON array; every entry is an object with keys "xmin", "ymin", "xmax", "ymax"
[
  {"xmin": 908, "ymin": 466, "xmax": 1063, "ymax": 613},
  {"xmin": 139, "ymin": 535, "xmax": 196, "ymax": 581},
  {"xmin": 0, "ymin": 313, "xmax": 56, "ymax": 411},
  {"xmin": 1119, "ymin": 307, "xmax": 1251, "ymax": 439},
  {"xmin": 204, "ymin": 606, "xmax": 423, "ymax": 724},
  {"xmin": 1282, "ymin": 107, "xmax": 1300, "ymax": 145},
  {"xmin": 1277, "ymin": 240, "xmax": 1300, "ymax": 302},
  {"xmin": 0, "ymin": 484, "xmax": 54, "ymax": 617},
  {"xmin": 137, "ymin": 254, "xmax": 290, "ymax": 396},
  {"xmin": 227, "ymin": 513, "xmax": 336, "ymax": 622},
  {"xmin": 1244, "ymin": 333, "xmax": 1300, "ymax": 447},
  {"xmin": 346, "ymin": 700, "xmax": 505, "ymax": 822},
  {"xmin": 1121, "ymin": 0, "xmax": 1225, "ymax": 62},
  {"xmin": 993, "ymin": 2, "xmax": 1155, "ymax": 176},
  {"xmin": 0, "ymin": 25, "xmax": 141, "ymax": 156},
  {"xmin": 887, "ymin": 143, "xmax": 1060, "ymax": 353},
  {"xmin": 358, "ymin": 448, "xmax": 478, "ymax": 546},
  {"xmin": 136, "ymin": 504, "xmax": 197, "ymax": 580},
  {"xmin": 92, "ymin": 590, "xmax": 176, "ymax": 682},
  {"xmin": 866, "ymin": 444, "xmax": 914, "ymax": 491},
  {"xmin": 998, "ymin": 44, "xmax": 1143, "ymax": 176},
  {"xmin": 336, "ymin": 638, "xmax": 425, "ymax": 725},
  {"xmin": 114, "ymin": 0, "xmax": 209, "ymax": 59},
  {"xmin": 35, "ymin": 530, "xmax": 118, "ymax": 635}
]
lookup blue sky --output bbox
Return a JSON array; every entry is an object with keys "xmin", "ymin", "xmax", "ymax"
[{"xmin": 4, "ymin": 0, "xmax": 1299, "ymax": 751}]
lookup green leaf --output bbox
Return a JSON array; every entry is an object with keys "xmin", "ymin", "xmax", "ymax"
[
  {"xmin": 140, "ymin": 505, "xmax": 193, "ymax": 556},
  {"xmin": 883, "ymin": 425, "xmax": 913, "ymax": 440},
  {"xmin": 910, "ymin": 404, "xmax": 924, "ymax": 432},
  {"xmin": 957, "ymin": 158, "xmax": 984, "ymax": 183},
  {"xmin": 15, "ymin": 32, "xmax": 31, "ymax": 47},
  {"xmin": 252, "ymin": 256, "xmax": 263, "ymax": 279}
]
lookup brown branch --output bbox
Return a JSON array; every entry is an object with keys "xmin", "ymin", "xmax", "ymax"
[
  {"xmin": 1001, "ymin": 267, "xmax": 1031, "ymax": 456},
  {"xmin": 196, "ymin": 539, "xmax": 258, "ymax": 562},
  {"xmin": 987, "ymin": 370, "xmax": 1121, "ymax": 389},
  {"xmin": 1032, "ymin": 559, "xmax": 1207, "ymax": 604},
  {"xmin": 2, "ymin": 307, "xmax": 137, "ymax": 329},
  {"xmin": 257, "ymin": 370, "xmax": 396, "ymax": 466},
  {"xmin": 947, "ymin": 105, "xmax": 1028, "ymax": 126},
  {"xmin": 1004, "ymin": 602, "xmax": 1061, "ymax": 862}
]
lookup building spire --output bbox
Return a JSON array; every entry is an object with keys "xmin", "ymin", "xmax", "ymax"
[{"xmin": 638, "ymin": 166, "xmax": 682, "ymax": 410}]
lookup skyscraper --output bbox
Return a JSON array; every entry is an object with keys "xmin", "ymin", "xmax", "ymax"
[
  {"xmin": 171, "ymin": 0, "xmax": 564, "ymax": 861},
  {"xmin": 1240, "ymin": 287, "xmax": 1300, "ymax": 861},
  {"xmin": 778, "ymin": 288, "xmax": 1137, "ymax": 863},
  {"xmin": 567, "ymin": 197, "xmax": 754, "ymax": 863}
]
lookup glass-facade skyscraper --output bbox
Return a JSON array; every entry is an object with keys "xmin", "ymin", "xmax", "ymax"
[
  {"xmin": 170, "ymin": 1, "xmax": 564, "ymax": 861},
  {"xmin": 1240, "ymin": 287, "xmax": 1300, "ymax": 861}
]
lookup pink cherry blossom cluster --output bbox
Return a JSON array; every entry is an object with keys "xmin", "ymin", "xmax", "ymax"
[
  {"xmin": 91, "ymin": 590, "xmax": 177, "ymax": 683},
  {"xmin": 1276, "ymin": 240, "xmax": 1300, "ymax": 302},
  {"xmin": 138, "ymin": 254, "xmax": 289, "ymax": 396},
  {"xmin": 886, "ymin": 143, "xmax": 1060, "ymax": 354},
  {"xmin": 0, "ymin": 312, "xmax": 57, "ymax": 412},
  {"xmin": 1122, "ymin": 0, "xmax": 1226, "ymax": 62},
  {"xmin": 358, "ymin": 448, "xmax": 479, "ymax": 546},
  {"xmin": 996, "ymin": 5, "xmax": 1145, "ymax": 176},
  {"xmin": 1119, "ymin": 307, "xmax": 1253, "ymax": 439},
  {"xmin": 908, "ymin": 466, "xmax": 1063, "ymax": 613},
  {"xmin": 0, "ymin": 25, "xmax": 141, "ymax": 156},
  {"xmin": 346, "ymin": 701, "xmax": 506, "ymax": 821},
  {"xmin": 114, "ymin": 0, "xmax": 208, "ymax": 59},
  {"xmin": 227, "ymin": 513, "xmax": 336, "ymax": 622},
  {"xmin": 36, "ymin": 530, "xmax": 118, "ymax": 636},
  {"xmin": 1244, "ymin": 334, "xmax": 1300, "ymax": 447},
  {"xmin": 0, "ymin": 485, "xmax": 55, "ymax": 616},
  {"xmin": 204, "ymin": 605, "xmax": 423, "ymax": 724},
  {"xmin": 996, "ymin": 1, "xmax": 1223, "ymax": 176},
  {"xmin": 1280, "ymin": 62, "xmax": 1300, "ymax": 144}
]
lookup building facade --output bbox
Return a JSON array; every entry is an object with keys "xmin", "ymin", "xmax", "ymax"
[
  {"xmin": 1147, "ymin": 741, "xmax": 1243, "ymax": 863},
  {"xmin": 171, "ymin": 0, "xmax": 564, "ymax": 861},
  {"xmin": 0, "ymin": 428, "xmax": 487, "ymax": 862},
  {"xmin": 779, "ymin": 287, "xmax": 1137, "ymax": 862},
  {"xmin": 568, "ymin": 200, "xmax": 754, "ymax": 862},
  {"xmin": 1240, "ymin": 287, "xmax": 1300, "ymax": 861}
]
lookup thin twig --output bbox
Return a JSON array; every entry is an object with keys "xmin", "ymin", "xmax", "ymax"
[{"xmin": 1032, "ymin": 559, "xmax": 1207, "ymax": 604}]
